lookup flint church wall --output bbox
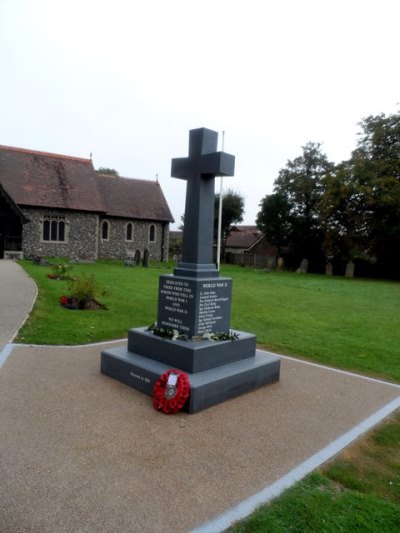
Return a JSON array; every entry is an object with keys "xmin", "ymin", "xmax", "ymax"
[
  {"xmin": 97, "ymin": 218, "xmax": 169, "ymax": 261},
  {"xmin": 20, "ymin": 208, "xmax": 169, "ymax": 261},
  {"xmin": 21, "ymin": 208, "xmax": 98, "ymax": 259}
]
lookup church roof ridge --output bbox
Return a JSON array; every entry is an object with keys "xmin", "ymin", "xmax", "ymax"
[{"xmin": 0, "ymin": 144, "xmax": 92, "ymax": 164}]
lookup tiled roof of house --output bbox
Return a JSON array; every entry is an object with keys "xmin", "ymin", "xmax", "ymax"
[
  {"xmin": 0, "ymin": 182, "xmax": 28, "ymax": 223},
  {"xmin": 226, "ymin": 225, "xmax": 264, "ymax": 249},
  {"xmin": 96, "ymin": 174, "xmax": 174, "ymax": 222},
  {"xmin": 0, "ymin": 145, "xmax": 174, "ymax": 222},
  {"xmin": 0, "ymin": 145, "xmax": 104, "ymax": 212}
]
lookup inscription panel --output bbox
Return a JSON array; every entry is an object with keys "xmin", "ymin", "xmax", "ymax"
[{"xmin": 157, "ymin": 275, "xmax": 232, "ymax": 337}]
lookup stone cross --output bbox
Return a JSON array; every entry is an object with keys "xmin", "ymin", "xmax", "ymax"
[{"xmin": 171, "ymin": 128, "xmax": 235, "ymax": 278}]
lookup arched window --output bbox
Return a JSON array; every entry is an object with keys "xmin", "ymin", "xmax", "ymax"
[
  {"xmin": 51, "ymin": 220, "xmax": 58, "ymax": 241},
  {"xmin": 58, "ymin": 221, "xmax": 65, "ymax": 241},
  {"xmin": 42, "ymin": 216, "xmax": 67, "ymax": 242},
  {"xmin": 101, "ymin": 220, "xmax": 109, "ymax": 240},
  {"xmin": 126, "ymin": 222, "xmax": 133, "ymax": 241},
  {"xmin": 149, "ymin": 224, "xmax": 156, "ymax": 243},
  {"xmin": 43, "ymin": 220, "xmax": 50, "ymax": 241}
]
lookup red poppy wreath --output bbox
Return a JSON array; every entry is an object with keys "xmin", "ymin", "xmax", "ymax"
[{"xmin": 153, "ymin": 369, "xmax": 190, "ymax": 414}]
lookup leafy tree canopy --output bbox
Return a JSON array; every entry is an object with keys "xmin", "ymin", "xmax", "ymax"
[
  {"xmin": 259, "ymin": 142, "xmax": 333, "ymax": 261},
  {"xmin": 348, "ymin": 112, "xmax": 400, "ymax": 267},
  {"xmin": 256, "ymin": 192, "xmax": 291, "ymax": 254},
  {"xmin": 95, "ymin": 167, "xmax": 119, "ymax": 176},
  {"xmin": 213, "ymin": 189, "xmax": 245, "ymax": 247},
  {"xmin": 257, "ymin": 111, "xmax": 400, "ymax": 277}
]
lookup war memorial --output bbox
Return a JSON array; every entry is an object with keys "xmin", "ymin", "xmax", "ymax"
[{"xmin": 101, "ymin": 128, "xmax": 280, "ymax": 412}]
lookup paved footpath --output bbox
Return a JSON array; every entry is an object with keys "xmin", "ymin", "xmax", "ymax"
[
  {"xmin": 0, "ymin": 259, "xmax": 37, "ymax": 351},
  {"xmin": 0, "ymin": 261, "xmax": 400, "ymax": 532}
]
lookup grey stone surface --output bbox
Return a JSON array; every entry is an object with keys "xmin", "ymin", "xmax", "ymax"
[
  {"xmin": 101, "ymin": 346, "xmax": 280, "ymax": 413},
  {"xmin": 157, "ymin": 275, "xmax": 233, "ymax": 337},
  {"xmin": 171, "ymin": 128, "xmax": 235, "ymax": 278},
  {"xmin": 128, "ymin": 327, "xmax": 256, "ymax": 373}
]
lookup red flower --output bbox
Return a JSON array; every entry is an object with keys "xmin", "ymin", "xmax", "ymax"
[
  {"xmin": 60, "ymin": 295, "xmax": 69, "ymax": 306},
  {"xmin": 153, "ymin": 370, "xmax": 190, "ymax": 414}
]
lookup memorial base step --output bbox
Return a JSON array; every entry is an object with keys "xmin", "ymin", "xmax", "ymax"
[
  {"xmin": 128, "ymin": 327, "xmax": 256, "ymax": 373},
  {"xmin": 101, "ymin": 346, "xmax": 280, "ymax": 413}
]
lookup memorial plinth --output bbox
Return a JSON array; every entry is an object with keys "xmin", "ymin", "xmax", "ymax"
[
  {"xmin": 101, "ymin": 127, "xmax": 280, "ymax": 413},
  {"xmin": 157, "ymin": 275, "xmax": 233, "ymax": 337}
]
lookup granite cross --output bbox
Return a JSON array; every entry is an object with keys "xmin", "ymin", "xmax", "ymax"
[{"xmin": 171, "ymin": 128, "xmax": 235, "ymax": 278}]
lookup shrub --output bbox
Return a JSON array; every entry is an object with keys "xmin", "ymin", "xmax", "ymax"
[
  {"xmin": 51, "ymin": 263, "xmax": 73, "ymax": 280},
  {"xmin": 68, "ymin": 274, "xmax": 100, "ymax": 309}
]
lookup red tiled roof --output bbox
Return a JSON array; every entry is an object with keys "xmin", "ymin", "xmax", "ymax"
[
  {"xmin": 96, "ymin": 174, "xmax": 174, "ymax": 222},
  {"xmin": 0, "ymin": 145, "xmax": 174, "ymax": 222},
  {"xmin": 0, "ymin": 145, "xmax": 104, "ymax": 212},
  {"xmin": 226, "ymin": 225, "xmax": 264, "ymax": 249},
  {"xmin": 0, "ymin": 182, "xmax": 28, "ymax": 223}
]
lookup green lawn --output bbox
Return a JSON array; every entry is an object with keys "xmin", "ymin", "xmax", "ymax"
[
  {"xmin": 17, "ymin": 260, "xmax": 172, "ymax": 345},
  {"xmin": 16, "ymin": 259, "xmax": 400, "ymax": 532},
  {"xmin": 17, "ymin": 260, "xmax": 400, "ymax": 383}
]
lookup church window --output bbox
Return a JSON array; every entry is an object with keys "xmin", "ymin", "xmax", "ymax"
[
  {"xmin": 101, "ymin": 220, "xmax": 109, "ymax": 241},
  {"xmin": 42, "ymin": 216, "xmax": 67, "ymax": 242},
  {"xmin": 149, "ymin": 224, "xmax": 156, "ymax": 243},
  {"xmin": 126, "ymin": 222, "xmax": 133, "ymax": 241}
]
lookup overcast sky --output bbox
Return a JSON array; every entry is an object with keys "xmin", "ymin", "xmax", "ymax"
[{"xmin": 1, "ymin": 0, "xmax": 399, "ymax": 228}]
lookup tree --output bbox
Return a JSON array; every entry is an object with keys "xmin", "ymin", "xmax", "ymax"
[
  {"xmin": 316, "ymin": 111, "xmax": 400, "ymax": 277},
  {"xmin": 268, "ymin": 142, "xmax": 334, "ymax": 265},
  {"xmin": 95, "ymin": 167, "xmax": 119, "ymax": 176},
  {"xmin": 213, "ymin": 189, "xmax": 245, "ymax": 257},
  {"xmin": 319, "ymin": 161, "xmax": 371, "ymax": 263},
  {"xmin": 256, "ymin": 192, "xmax": 291, "ymax": 257},
  {"xmin": 256, "ymin": 113, "xmax": 400, "ymax": 277},
  {"xmin": 178, "ymin": 214, "xmax": 185, "ymax": 231},
  {"xmin": 346, "ymin": 112, "xmax": 400, "ymax": 274}
]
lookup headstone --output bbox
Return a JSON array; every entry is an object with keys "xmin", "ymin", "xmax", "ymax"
[
  {"xmin": 325, "ymin": 262, "xmax": 333, "ymax": 276},
  {"xmin": 125, "ymin": 250, "xmax": 135, "ymax": 267},
  {"xmin": 345, "ymin": 260, "xmax": 355, "ymax": 278},
  {"xmin": 143, "ymin": 248, "xmax": 149, "ymax": 268},
  {"xmin": 101, "ymin": 128, "xmax": 280, "ymax": 413},
  {"xmin": 266, "ymin": 256, "xmax": 276, "ymax": 270},
  {"xmin": 296, "ymin": 258, "xmax": 309, "ymax": 274},
  {"xmin": 134, "ymin": 249, "xmax": 141, "ymax": 265},
  {"xmin": 276, "ymin": 257, "xmax": 284, "ymax": 271}
]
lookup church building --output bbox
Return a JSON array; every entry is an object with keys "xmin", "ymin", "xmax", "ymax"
[{"xmin": 0, "ymin": 145, "xmax": 174, "ymax": 261}]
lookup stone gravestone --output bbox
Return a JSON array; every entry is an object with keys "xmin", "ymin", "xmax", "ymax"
[
  {"xmin": 143, "ymin": 248, "xmax": 149, "ymax": 268},
  {"xmin": 134, "ymin": 249, "xmax": 141, "ymax": 266},
  {"xmin": 276, "ymin": 257, "xmax": 284, "ymax": 271},
  {"xmin": 325, "ymin": 262, "xmax": 333, "ymax": 276},
  {"xmin": 101, "ymin": 128, "xmax": 280, "ymax": 413},
  {"xmin": 345, "ymin": 260, "xmax": 355, "ymax": 278},
  {"xmin": 296, "ymin": 258, "xmax": 309, "ymax": 274}
]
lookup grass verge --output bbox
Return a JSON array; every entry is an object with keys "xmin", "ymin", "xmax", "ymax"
[{"xmin": 230, "ymin": 411, "xmax": 400, "ymax": 532}]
